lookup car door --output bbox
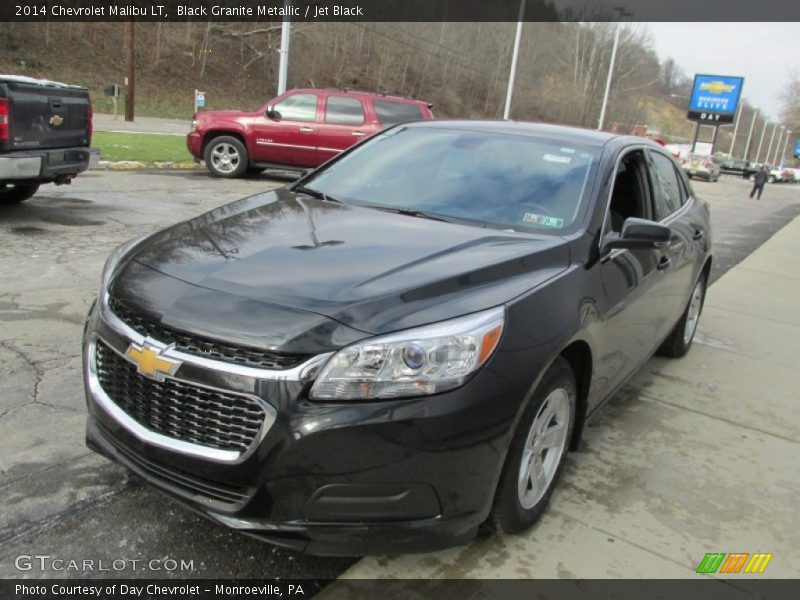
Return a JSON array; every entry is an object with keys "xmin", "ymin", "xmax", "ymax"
[
  {"xmin": 595, "ymin": 147, "xmax": 665, "ymax": 397},
  {"xmin": 647, "ymin": 149, "xmax": 704, "ymax": 340},
  {"xmin": 251, "ymin": 92, "xmax": 320, "ymax": 167},
  {"xmin": 316, "ymin": 95, "xmax": 370, "ymax": 164}
]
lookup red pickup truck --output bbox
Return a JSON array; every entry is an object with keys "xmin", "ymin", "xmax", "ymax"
[{"xmin": 187, "ymin": 88, "xmax": 434, "ymax": 178}]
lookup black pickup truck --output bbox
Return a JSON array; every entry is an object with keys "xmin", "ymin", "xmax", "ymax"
[{"xmin": 0, "ymin": 75, "xmax": 99, "ymax": 205}]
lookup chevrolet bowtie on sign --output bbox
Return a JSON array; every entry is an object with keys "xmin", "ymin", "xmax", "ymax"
[
  {"xmin": 125, "ymin": 343, "xmax": 180, "ymax": 381},
  {"xmin": 698, "ymin": 81, "xmax": 737, "ymax": 94}
]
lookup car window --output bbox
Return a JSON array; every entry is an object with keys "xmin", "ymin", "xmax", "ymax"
[
  {"xmin": 272, "ymin": 93, "xmax": 318, "ymax": 123},
  {"xmin": 373, "ymin": 100, "xmax": 425, "ymax": 127},
  {"xmin": 324, "ymin": 96, "xmax": 365, "ymax": 126},
  {"xmin": 301, "ymin": 127, "xmax": 600, "ymax": 233},
  {"xmin": 649, "ymin": 151, "xmax": 684, "ymax": 219}
]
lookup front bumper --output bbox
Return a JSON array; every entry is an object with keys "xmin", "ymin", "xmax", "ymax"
[
  {"xmin": 0, "ymin": 147, "xmax": 99, "ymax": 182},
  {"xmin": 186, "ymin": 132, "xmax": 202, "ymax": 160},
  {"xmin": 83, "ymin": 295, "xmax": 523, "ymax": 555}
]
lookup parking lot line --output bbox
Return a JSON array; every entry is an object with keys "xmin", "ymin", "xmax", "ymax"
[{"xmin": 328, "ymin": 217, "xmax": 800, "ymax": 582}]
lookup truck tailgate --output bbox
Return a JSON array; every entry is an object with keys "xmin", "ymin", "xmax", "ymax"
[{"xmin": 7, "ymin": 80, "xmax": 91, "ymax": 150}]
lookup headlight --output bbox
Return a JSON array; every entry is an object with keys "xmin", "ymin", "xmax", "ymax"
[
  {"xmin": 100, "ymin": 234, "xmax": 150, "ymax": 291},
  {"xmin": 309, "ymin": 306, "xmax": 505, "ymax": 401}
]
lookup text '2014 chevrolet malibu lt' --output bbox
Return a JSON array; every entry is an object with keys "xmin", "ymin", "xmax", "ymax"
[{"xmin": 83, "ymin": 121, "xmax": 712, "ymax": 555}]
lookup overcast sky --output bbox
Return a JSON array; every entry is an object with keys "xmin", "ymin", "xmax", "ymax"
[{"xmin": 645, "ymin": 22, "xmax": 797, "ymax": 120}]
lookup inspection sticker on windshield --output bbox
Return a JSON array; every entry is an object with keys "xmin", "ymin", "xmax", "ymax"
[
  {"xmin": 543, "ymin": 153, "xmax": 572, "ymax": 164},
  {"xmin": 524, "ymin": 213, "xmax": 564, "ymax": 228}
]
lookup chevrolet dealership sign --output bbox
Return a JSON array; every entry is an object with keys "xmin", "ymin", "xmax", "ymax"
[{"xmin": 687, "ymin": 74, "xmax": 745, "ymax": 124}]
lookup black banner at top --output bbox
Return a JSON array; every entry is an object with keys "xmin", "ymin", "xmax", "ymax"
[{"xmin": 4, "ymin": 0, "xmax": 800, "ymax": 22}]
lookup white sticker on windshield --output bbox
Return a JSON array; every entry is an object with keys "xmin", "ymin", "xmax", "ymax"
[
  {"xmin": 543, "ymin": 154, "xmax": 571, "ymax": 164},
  {"xmin": 560, "ymin": 148, "xmax": 576, "ymax": 154},
  {"xmin": 523, "ymin": 213, "xmax": 565, "ymax": 228}
]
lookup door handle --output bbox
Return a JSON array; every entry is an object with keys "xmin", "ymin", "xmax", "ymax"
[
  {"xmin": 299, "ymin": 126, "xmax": 314, "ymax": 133},
  {"xmin": 352, "ymin": 131, "xmax": 366, "ymax": 137},
  {"xmin": 657, "ymin": 256, "xmax": 672, "ymax": 270},
  {"xmin": 693, "ymin": 229, "xmax": 705, "ymax": 241}
]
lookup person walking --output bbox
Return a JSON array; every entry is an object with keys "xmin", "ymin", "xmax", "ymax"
[{"xmin": 750, "ymin": 166, "xmax": 769, "ymax": 200}]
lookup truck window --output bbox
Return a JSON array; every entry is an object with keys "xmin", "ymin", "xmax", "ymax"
[
  {"xmin": 272, "ymin": 94, "xmax": 317, "ymax": 123},
  {"xmin": 325, "ymin": 96, "xmax": 365, "ymax": 126},
  {"xmin": 373, "ymin": 100, "xmax": 424, "ymax": 127}
]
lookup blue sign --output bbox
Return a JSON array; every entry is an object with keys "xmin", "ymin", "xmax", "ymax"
[
  {"xmin": 196, "ymin": 93, "xmax": 206, "ymax": 108},
  {"xmin": 795, "ymin": 139, "xmax": 800, "ymax": 159},
  {"xmin": 687, "ymin": 74, "xmax": 744, "ymax": 124}
]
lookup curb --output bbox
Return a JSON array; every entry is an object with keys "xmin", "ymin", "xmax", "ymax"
[{"xmin": 95, "ymin": 160, "xmax": 201, "ymax": 171}]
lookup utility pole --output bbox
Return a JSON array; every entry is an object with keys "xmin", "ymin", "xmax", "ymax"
[
  {"xmin": 503, "ymin": 0, "xmax": 526, "ymax": 120},
  {"xmin": 277, "ymin": 0, "xmax": 292, "ymax": 95},
  {"xmin": 743, "ymin": 109, "xmax": 757, "ymax": 161},
  {"xmin": 124, "ymin": 21, "xmax": 135, "ymax": 122}
]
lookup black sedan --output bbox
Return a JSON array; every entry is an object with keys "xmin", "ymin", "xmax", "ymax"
[{"xmin": 83, "ymin": 121, "xmax": 712, "ymax": 555}]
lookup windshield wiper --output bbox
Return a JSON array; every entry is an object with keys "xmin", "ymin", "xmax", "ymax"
[
  {"xmin": 363, "ymin": 205, "xmax": 453, "ymax": 223},
  {"xmin": 293, "ymin": 186, "xmax": 342, "ymax": 204}
]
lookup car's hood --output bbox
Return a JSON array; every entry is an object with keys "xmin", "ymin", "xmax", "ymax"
[{"xmin": 114, "ymin": 189, "xmax": 571, "ymax": 340}]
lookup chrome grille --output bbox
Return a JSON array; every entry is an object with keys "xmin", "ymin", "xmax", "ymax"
[
  {"xmin": 107, "ymin": 296, "xmax": 309, "ymax": 370},
  {"xmin": 95, "ymin": 340, "xmax": 265, "ymax": 454}
]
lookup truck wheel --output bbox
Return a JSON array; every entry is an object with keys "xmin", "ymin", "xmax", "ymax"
[
  {"xmin": 0, "ymin": 183, "xmax": 39, "ymax": 205},
  {"xmin": 204, "ymin": 136, "xmax": 248, "ymax": 178}
]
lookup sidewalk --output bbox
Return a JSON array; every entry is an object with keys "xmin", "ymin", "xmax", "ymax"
[
  {"xmin": 93, "ymin": 113, "xmax": 190, "ymax": 136},
  {"xmin": 326, "ymin": 217, "xmax": 800, "ymax": 583}
]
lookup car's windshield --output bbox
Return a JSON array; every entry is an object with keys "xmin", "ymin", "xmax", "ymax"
[{"xmin": 299, "ymin": 127, "xmax": 600, "ymax": 233}]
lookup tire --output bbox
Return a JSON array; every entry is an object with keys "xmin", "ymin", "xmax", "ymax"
[
  {"xmin": 0, "ymin": 183, "xmax": 39, "ymax": 205},
  {"xmin": 204, "ymin": 136, "xmax": 248, "ymax": 178},
  {"xmin": 657, "ymin": 274, "xmax": 706, "ymax": 358},
  {"xmin": 488, "ymin": 357, "xmax": 576, "ymax": 534},
  {"xmin": 768, "ymin": 175, "xmax": 776, "ymax": 184}
]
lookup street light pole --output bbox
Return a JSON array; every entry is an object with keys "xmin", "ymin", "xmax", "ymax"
[
  {"xmin": 764, "ymin": 124, "xmax": 779, "ymax": 166},
  {"xmin": 503, "ymin": 0, "xmax": 526, "ymax": 120},
  {"xmin": 743, "ymin": 109, "xmax": 757, "ymax": 161},
  {"xmin": 277, "ymin": 0, "xmax": 292, "ymax": 95},
  {"xmin": 598, "ymin": 20, "xmax": 623, "ymax": 131},
  {"xmin": 755, "ymin": 121, "xmax": 770, "ymax": 163},
  {"xmin": 772, "ymin": 126, "xmax": 785, "ymax": 166},
  {"xmin": 728, "ymin": 103, "xmax": 743, "ymax": 157},
  {"xmin": 778, "ymin": 131, "xmax": 792, "ymax": 168}
]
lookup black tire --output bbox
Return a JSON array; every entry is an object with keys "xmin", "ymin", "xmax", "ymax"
[
  {"xmin": 488, "ymin": 357, "xmax": 576, "ymax": 534},
  {"xmin": 204, "ymin": 136, "xmax": 248, "ymax": 178},
  {"xmin": 768, "ymin": 175, "xmax": 776, "ymax": 184},
  {"xmin": 657, "ymin": 274, "xmax": 707, "ymax": 358},
  {"xmin": 0, "ymin": 183, "xmax": 39, "ymax": 205}
]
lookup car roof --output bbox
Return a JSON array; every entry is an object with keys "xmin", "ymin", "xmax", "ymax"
[
  {"xmin": 290, "ymin": 87, "xmax": 429, "ymax": 105},
  {"xmin": 403, "ymin": 119, "xmax": 661, "ymax": 150}
]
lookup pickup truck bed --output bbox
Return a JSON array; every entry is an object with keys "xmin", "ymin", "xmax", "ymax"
[{"xmin": 1, "ymin": 74, "xmax": 99, "ymax": 204}]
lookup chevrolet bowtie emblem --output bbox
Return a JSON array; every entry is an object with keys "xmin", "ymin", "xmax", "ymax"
[
  {"xmin": 49, "ymin": 115, "xmax": 64, "ymax": 127},
  {"xmin": 125, "ymin": 343, "xmax": 180, "ymax": 381},
  {"xmin": 699, "ymin": 81, "xmax": 736, "ymax": 94}
]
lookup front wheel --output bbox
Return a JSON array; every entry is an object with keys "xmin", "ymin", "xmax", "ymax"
[
  {"xmin": 0, "ymin": 183, "xmax": 39, "ymax": 205},
  {"xmin": 204, "ymin": 136, "xmax": 248, "ymax": 178},
  {"xmin": 657, "ymin": 275, "xmax": 706, "ymax": 358},
  {"xmin": 488, "ymin": 357, "xmax": 576, "ymax": 534}
]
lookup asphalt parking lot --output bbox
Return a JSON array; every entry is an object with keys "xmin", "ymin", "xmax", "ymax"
[{"xmin": 0, "ymin": 170, "xmax": 798, "ymax": 580}]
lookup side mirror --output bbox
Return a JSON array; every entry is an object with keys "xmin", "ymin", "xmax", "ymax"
[
  {"xmin": 266, "ymin": 109, "xmax": 280, "ymax": 120},
  {"xmin": 602, "ymin": 217, "xmax": 671, "ymax": 253}
]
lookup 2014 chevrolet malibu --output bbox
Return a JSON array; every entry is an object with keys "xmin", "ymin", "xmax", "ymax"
[{"xmin": 83, "ymin": 121, "xmax": 712, "ymax": 555}]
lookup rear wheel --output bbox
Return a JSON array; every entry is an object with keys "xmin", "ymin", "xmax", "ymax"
[
  {"xmin": 658, "ymin": 275, "xmax": 706, "ymax": 358},
  {"xmin": 488, "ymin": 357, "xmax": 576, "ymax": 534},
  {"xmin": 204, "ymin": 136, "xmax": 248, "ymax": 178},
  {"xmin": 0, "ymin": 183, "xmax": 39, "ymax": 205}
]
